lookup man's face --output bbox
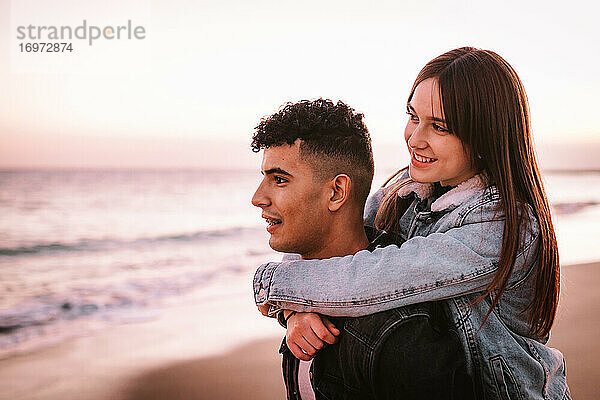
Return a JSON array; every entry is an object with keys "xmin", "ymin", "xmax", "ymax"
[{"xmin": 251, "ymin": 141, "xmax": 330, "ymax": 258}]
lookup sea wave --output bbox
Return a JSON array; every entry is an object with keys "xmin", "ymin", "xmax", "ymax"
[
  {"xmin": 0, "ymin": 226, "xmax": 262, "ymax": 257},
  {"xmin": 0, "ymin": 263, "xmax": 246, "ymax": 341},
  {"xmin": 551, "ymin": 201, "xmax": 600, "ymax": 215}
]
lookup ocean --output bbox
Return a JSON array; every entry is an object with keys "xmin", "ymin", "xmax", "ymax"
[{"xmin": 1, "ymin": 169, "xmax": 599, "ymax": 357}]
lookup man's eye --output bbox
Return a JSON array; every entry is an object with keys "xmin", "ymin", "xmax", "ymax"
[
  {"xmin": 432, "ymin": 123, "xmax": 450, "ymax": 133},
  {"xmin": 274, "ymin": 176, "xmax": 287, "ymax": 184},
  {"xmin": 406, "ymin": 112, "xmax": 419, "ymax": 122}
]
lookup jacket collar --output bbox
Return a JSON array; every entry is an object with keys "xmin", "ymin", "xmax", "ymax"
[{"xmin": 397, "ymin": 173, "xmax": 488, "ymax": 212}]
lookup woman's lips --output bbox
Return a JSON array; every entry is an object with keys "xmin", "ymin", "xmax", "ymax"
[{"xmin": 411, "ymin": 152, "xmax": 438, "ymax": 168}]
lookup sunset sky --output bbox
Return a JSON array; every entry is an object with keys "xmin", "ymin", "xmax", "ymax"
[{"xmin": 1, "ymin": 0, "xmax": 598, "ymax": 169}]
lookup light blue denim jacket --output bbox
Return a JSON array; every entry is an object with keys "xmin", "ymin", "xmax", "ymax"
[{"xmin": 253, "ymin": 173, "xmax": 570, "ymax": 400}]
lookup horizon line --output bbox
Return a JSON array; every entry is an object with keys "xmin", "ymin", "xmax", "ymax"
[{"xmin": 1, "ymin": 166, "xmax": 600, "ymax": 174}]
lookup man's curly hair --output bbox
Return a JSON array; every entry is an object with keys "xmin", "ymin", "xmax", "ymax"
[{"xmin": 251, "ymin": 99, "xmax": 374, "ymax": 205}]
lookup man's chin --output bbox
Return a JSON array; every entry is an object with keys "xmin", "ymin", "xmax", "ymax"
[{"xmin": 268, "ymin": 238, "xmax": 294, "ymax": 254}]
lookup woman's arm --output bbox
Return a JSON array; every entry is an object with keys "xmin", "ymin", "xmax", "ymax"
[{"xmin": 254, "ymin": 207, "xmax": 539, "ymax": 317}]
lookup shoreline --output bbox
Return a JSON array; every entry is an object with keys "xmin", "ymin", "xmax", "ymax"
[{"xmin": 0, "ymin": 261, "xmax": 598, "ymax": 400}]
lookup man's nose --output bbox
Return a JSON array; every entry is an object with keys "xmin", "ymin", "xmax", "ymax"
[{"xmin": 251, "ymin": 182, "xmax": 269, "ymax": 208}]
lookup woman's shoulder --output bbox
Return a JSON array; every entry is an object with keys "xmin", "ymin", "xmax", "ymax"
[
  {"xmin": 366, "ymin": 171, "xmax": 539, "ymax": 235},
  {"xmin": 446, "ymin": 182, "xmax": 540, "ymax": 254},
  {"xmin": 450, "ymin": 183, "xmax": 538, "ymax": 227}
]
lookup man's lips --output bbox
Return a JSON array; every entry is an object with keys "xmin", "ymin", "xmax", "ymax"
[{"xmin": 262, "ymin": 214, "xmax": 282, "ymax": 233}]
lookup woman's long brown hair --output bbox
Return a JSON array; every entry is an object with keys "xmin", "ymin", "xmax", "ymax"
[{"xmin": 376, "ymin": 47, "xmax": 559, "ymax": 339}]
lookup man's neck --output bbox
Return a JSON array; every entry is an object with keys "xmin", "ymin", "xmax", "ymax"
[{"xmin": 300, "ymin": 217, "xmax": 369, "ymax": 260}]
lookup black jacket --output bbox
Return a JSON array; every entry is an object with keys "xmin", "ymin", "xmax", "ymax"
[{"xmin": 280, "ymin": 230, "xmax": 475, "ymax": 399}]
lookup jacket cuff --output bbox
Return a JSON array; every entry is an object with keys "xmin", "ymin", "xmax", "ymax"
[{"xmin": 253, "ymin": 262, "xmax": 279, "ymax": 305}]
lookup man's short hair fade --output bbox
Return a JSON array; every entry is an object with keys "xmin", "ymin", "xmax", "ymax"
[{"xmin": 251, "ymin": 99, "xmax": 374, "ymax": 206}]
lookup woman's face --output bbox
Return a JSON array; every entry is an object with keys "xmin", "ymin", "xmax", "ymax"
[{"xmin": 404, "ymin": 78, "xmax": 477, "ymax": 187}]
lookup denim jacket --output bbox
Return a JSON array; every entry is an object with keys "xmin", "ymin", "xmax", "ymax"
[{"xmin": 254, "ymin": 173, "xmax": 570, "ymax": 400}]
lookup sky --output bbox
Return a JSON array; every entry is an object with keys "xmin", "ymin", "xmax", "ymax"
[{"xmin": 1, "ymin": 0, "xmax": 599, "ymax": 169}]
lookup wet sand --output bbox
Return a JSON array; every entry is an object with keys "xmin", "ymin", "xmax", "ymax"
[{"xmin": 0, "ymin": 262, "xmax": 598, "ymax": 400}]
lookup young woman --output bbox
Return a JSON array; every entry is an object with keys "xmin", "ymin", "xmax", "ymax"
[{"xmin": 254, "ymin": 47, "xmax": 570, "ymax": 399}]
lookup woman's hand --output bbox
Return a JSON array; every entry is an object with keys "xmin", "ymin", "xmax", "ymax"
[{"xmin": 285, "ymin": 312, "xmax": 340, "ymax": 361}]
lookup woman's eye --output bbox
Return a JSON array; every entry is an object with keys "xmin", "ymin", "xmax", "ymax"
[
  {"xmin": 406, "ymin": 112, "xmax": 419, "ymax": 122},
  {"xmin": 274, "ymin": 176, "xmax": 287, "ymax": 184},
  {"xmin": 432, "ymin": 123, "xmax": 450, "ymax": 133}
]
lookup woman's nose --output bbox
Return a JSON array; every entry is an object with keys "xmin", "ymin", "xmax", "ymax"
[{"xmin": 407, "ymin": 124, "xmax": 428, "ymax": 150}]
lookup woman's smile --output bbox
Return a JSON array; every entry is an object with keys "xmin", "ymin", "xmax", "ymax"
[{"xmin": 411, "ymin": 152, "xmax": 438, "ymax": 167}]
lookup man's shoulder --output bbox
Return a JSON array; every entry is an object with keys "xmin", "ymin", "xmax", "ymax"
[
  {"xmin": 337, "ymin": 302, "xmax": 451, "ymax": 350},
  {"xmin": 365, "ymin": 226, "xmax": 397, "ymax": 251}
]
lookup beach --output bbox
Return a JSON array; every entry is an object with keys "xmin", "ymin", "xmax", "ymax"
[
  {"xmin": 2, "ymin": 0, "xmax": 600, "ymax": 397},
  {"xmin": 0, "ymin": 261, "xmax": 597, "ymax": 400}
]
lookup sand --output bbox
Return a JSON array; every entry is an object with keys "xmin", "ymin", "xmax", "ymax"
[
  {"xmin": 547, "ymin": 262, "xmax": 600, "ymax": 399},
  {"xmin": 0, "ymin": 262, "xmax": 598, "ymax": 400}
]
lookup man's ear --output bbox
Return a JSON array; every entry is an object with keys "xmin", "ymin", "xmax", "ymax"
[{"xmin": 328, "ymin": 174, "xmax": 351, "ymax": 212}]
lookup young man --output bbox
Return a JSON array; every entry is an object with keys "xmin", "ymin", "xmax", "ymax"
[{"xmin": 251, "ymin": 99, "xmax": 473, "ymax": 399}]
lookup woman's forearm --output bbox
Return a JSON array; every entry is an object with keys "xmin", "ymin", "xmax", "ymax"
[{"xmin": 254, "ymin": 217, "xmax": 539, "ymax": 316}]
